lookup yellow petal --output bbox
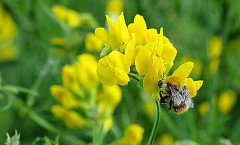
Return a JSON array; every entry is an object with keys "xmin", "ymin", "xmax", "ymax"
[
  {"xmin": 172, "ymin": 62, "xmax": 194, "ymax": 83},
  {"xmin": 108, "ymin": 51, "xmax": 130, "ymax": 73},
  {"xmin": 95, "ymin": 28, "xmax": 109, "ymax": 45},
  {"xmin": 195, "ymin": 80, "xmax": 203, "ymax": 91},
  {"xmin": 125, "ymin": 35, "xmax": 135, "ymax": 66},
  {"xmin": 115, "ymin": 67, "xmax": 130, "ymax": 86},
  {"xmin": 85, "ymin": 33, "xmax": 104, "ymax": 52},
  {"xmin": 116, "ymin": 12, "xmax": 130, "ymax": 44},
  {"xmin": 155, "ymin": 27, "xmax": 163, "ymax": 56},
  {"xmin": 106, "ymin": 15, "xmax": 122, "ymax": 49},
  {"xmin": 164, "ymin": 61, "xmax": 174, "ymax": 76},
  {"xmin": 97, "ymin": 56, "xmax": 116, "ymax": 86},
  {"xmin": 76, "ymin": 54, "xmax": 98, "ymax": 89},
  {"xmin": 143, "ymin": 57, "xmax": 165, "ymax": 94},
  {"xmin": 50, "ymin": 85, "xmax": 78, "ymax": 108},
  {"xmin": 146, "ymin": 28, "xmax": 158, "ymax": 43},
  {"xmin": 185, "ymin": 78, "xmax": 197, "ymax": 98},
  {"xmin": 162, "ymin": 44, "xmax": 177, "ymax": 63},
  {"xmin": 128, "ymin": 14, "xmax": 147, "ymax": 45},
  {"xmin": 62, "ymin": 65, "xmax": 79, "ymax": 93},
  {"xmin": 135, "ymin": 42, "xmax": 155, "ymax": 76}
]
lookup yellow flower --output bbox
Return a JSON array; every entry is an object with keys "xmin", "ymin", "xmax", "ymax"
[
  {"xmin": 52, "ymin": 5, "xmax": 82, "ymax": 28},
  {"xmin": 117, "ymin": 124, "xmax": 144, "ymax": 145},
  {"xmin": 0, "ymin": 3, "xmax": 18, "ymax": 41},
  {"xmin": 0, "ymin": 2, "xmax": 18, "ymax": 61},
  {"xmin": 51, "ymin": 105, "xmax": 85, "ymax": 129},
  {"xmin": 62, "ymin": 65, "xmax": 79, "ymax": 94},
  {"xmin": 50, "ymin": 37, "xmax": 66, "ymax": 46},
  {"xmin": 198, "ymin": 101, "xmax": 210, "ymax": 117},
  {"xmin": 106, "ymin": 0, "xmax": 123, "ymax": 15},
  {"xmin": 209, "ymin": 59, "xmax": 220, "ymax": 75},
  {"xmin": 218, "ymin": 90, "xmax": 237, "ymax": 115},
  {"xmin": 142, "ymin": 99, "xmax": 156, "ymax": 118},
  {"xmin": 135, "ymin": 28, "xmax": 177, "ymax": 94},
  {"xmin": 172, "ymin": 62, "xmax": 203, "ymax": 98},
  {"xmin": 85, "ymin": 33, "xmax": 104, "ymax": 52},
  {"xmin": 75, "ymin": 54, "xmax": 99, "ymax": 89},
  {"xmin": 95, "ymin": 12, "xmax": 130, "ymax": 50},
  {"xmin": 207, "ymin": 36, "xmax": 222, "ymax": 75},
  {"xmin": 155, "ymin": 134, "xmax": 174, "ymax": 145},
  {"xmin": 207, "ymin": 36, "xmax": 222, "ymax": 60},
  {"xmin": 50, "ymin": 85, "xmax": 78, "ymax": 108},
  {"xmin": 97, "ymin": 51, "xmax": 130, "ymax": 86},
  {"xmin": 0, "ymin": 43, "xmax": 17, "ymax": 61},
  {"xmin": 97, "ymin": 84, "xmax": 122, "ymax": 118}
]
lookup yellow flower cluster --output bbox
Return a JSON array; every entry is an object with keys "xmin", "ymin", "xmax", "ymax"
[
  {"xmin": 50, "ymin": 54, "xmax": 122, "ymax": 131},
  {"xmin": 95, "ymin": 13, "xmax": 203, "ymax": 100},
  {"xmin": 0, "ymin": 2, "xmax": 18, "ymax": 61},
  {"xmin": 52, "ymin": 5, "xmax": 97, "ymax": 28},
  {"xmin": 52, "ymin": 5, "xmax": 82, "ymax": 28},
  {"xmin": 116, "ymin": 124, "xmax": 144, "ymax": 145}
]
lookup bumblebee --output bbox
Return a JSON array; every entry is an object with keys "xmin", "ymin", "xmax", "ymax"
[{"xmin": 158, "ymin": 76, "xmax": 194, "ymax": 114}]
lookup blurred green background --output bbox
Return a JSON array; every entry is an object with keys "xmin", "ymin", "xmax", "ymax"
[{"xmin": 1, "ymin": 0, "xmax": 240, "ymax": 145}]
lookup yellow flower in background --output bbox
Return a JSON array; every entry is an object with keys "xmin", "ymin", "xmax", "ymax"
[
  {"xmin": 50, "ymin": 37, "xmax": 66, "ymax": 46},
  {"xmin": 0, "ymin": 3, "xmax": 18, "ymax": 40},
  {"xmin": 85, "ymin": 33, "xmax": 104, "ymax": 52},
  {"xmin": 218, "ymin": 90, "xmax": 237, "ymax": 115},
  {"xmin": 0, "ymin": 43, "xmax": 17, "ymax": 61},
  {"xmin": 76, "ymin": 54, "xmax": 99, "ymax": 89},
  {"xmin": 142, "ymin": 99, "xmax": 155, "ymax": 118},
  {"xmin": 207, "ymin": 36, "xmax": 222, "ymax": 59},
  {"xmin": 51, "ymin": 105, "xmax": 85, "ymax": 129},
  {"xmin": 50, "ymin": 85, "xmax": 78, "ymax": 108},
  {"xmin": 198, "ymin": 101, "xmax": 210, "ymax": 117},
  {"xmin": 62, "ymin": 65, "xmax": 79, "ymax": 94},
  {"xmin": 97, "ymin": 51, "xmax": 130, "ymax": 86},
  {"xmin": 52, "ymin": 5, "xmax": 82, "ymax": 28},
  {"xmin": 209, "ymin": 59, "xmax": 220, "ymax": 75},
  {"xmin": 207, "ymin": 36, "xmax": 222, "ymax": 75},
  {"xmin": 97, "ymin": 85, "xmax": 122, "ymax": 121},
  {"xmin": 155, "ymin": 133, "xmax": 174, "ymax": 145},
  {"xmin": 117, "ymin": 124, "xmax": 144, "ymax": 145},
  {"xmin": 0, "ymin": 2, "xmax": 18, "ymax": 61},
  {"xmin": 106, "ymin": 0, "xmax": 123, "ymax": 15}
]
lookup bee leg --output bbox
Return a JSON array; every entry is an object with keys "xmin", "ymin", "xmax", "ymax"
[{"xmin": 159, "ymin": 91, "xmax": 167, "ymax": 103}]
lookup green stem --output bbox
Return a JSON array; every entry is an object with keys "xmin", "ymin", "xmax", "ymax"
[
  {"xmin": 27, "ymin": 58, "xmax": 53, "ymax": 107},
  {"xmin": 147, "ymin": 101, "xmax": 161, "ymax": 145},
  {"xmin": 128, "ymin": 73, "xmax": 141, "ymax": 81}
]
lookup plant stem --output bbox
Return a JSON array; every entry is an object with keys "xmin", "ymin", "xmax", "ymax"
[
  {"xmin": 147, "ymin": 101, "xmax": 161, "ymax": 145},
  {"xmin": 128, "ymin": 73, "xmax": 140, "ymax": 81}
]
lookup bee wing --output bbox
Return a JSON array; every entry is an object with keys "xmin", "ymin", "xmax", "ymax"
[
  {"xmin": 182, "ymin": 87, "xmax": 194, "ymax": 108},
  {"xmin": 171, "ymin": 89, "xmax": 185, "ymax": 106}
]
